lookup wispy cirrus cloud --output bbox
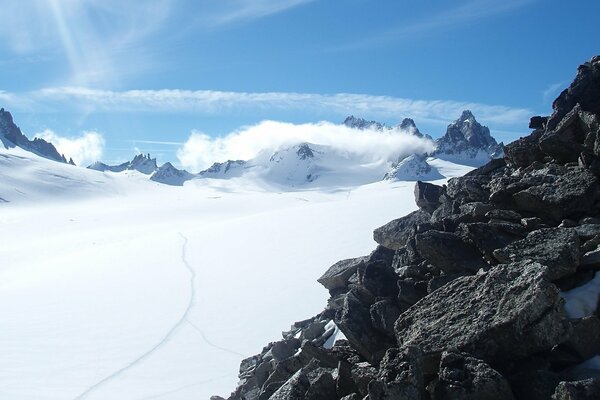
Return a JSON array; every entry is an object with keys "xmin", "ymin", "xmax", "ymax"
[
  {"xmin": 542, "ymin": 81, "xmax": 567, "ymax": 104},
  {"xmin": 337, "ymin": 0, "xmax": 539, "ymax": 50},
  {"xmin": 198, "ymin": 0, "xmax": 316, "ymax": 27},
  {"xmin": 8, "ymin": 86, "xmax": 532, "ymax": 126}
]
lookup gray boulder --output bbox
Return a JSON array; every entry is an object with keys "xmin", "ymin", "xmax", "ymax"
[
  {"xmin": 552, "ymin": 378, "xmax": 600, "ymax": 400},
  {"xmin": 373, "ymin": 210, "xmax": 430, "ymax": 250},
  {"xmin": 414, "ymin": 230, "xmax": 487, "ymax": 274},
  {"xmin": 394, "ymin": 261, "xmax": 571, "ymax": 365},
  {"xmin": 414, "ymin": 181, "xmax": 444, "ymax": 213},
  {"xmin": 492, "ymin": 228, "xmax": 580, "ymax": 280},
  {"xmin": 317, "ymin": 257, "xmax": 367, "ymax": 292},
  {"xmin": 429, "ymin": 352, "xmax": 515, "ymax": 400}
]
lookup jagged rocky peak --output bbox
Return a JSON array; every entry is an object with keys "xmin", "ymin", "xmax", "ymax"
[
  {"xmin": 150, "ymin": 162, "xmax": 194, "ymax": 186},
  {"xmin": 0, "ymin": 108, "xmax": 66, "ymax": 163},
  {"xmin": 398, "ymin": 118, "xmax": 423, "ymax": 137},
  {"xmin": 433, "ymin": 109, "xmax": 504, "ymax": 163},
  {"xmin": 129, "ymin": 153, "xmax": 158, "ymax": 175},
  {"xmin": 343, "ymin": 115, "xmax": 385, "ymax": 130},
  {"xmin": 88, "ymin": 153, "xmax": 158, "ymax": 175},
  {"xmin": 383, "ymin": 153, "xmax": 443, "ymax": 181}
]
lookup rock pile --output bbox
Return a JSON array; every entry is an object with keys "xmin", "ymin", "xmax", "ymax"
[{"xmin": 221, "ymin": 56, "xmax": 600, "ymax": 399}]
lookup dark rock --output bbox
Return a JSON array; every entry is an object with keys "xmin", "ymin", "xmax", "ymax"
[
  {"xmin": 540, "ymin": 105, "xmax": 587, "ymax": 163},
  {"xmin": 304, "ymin": 370, "xmax": 337, "ymax": 400},
  {"xmin": 335, "ymin": 289, "xmax": 396, "ymax": 364},
  {"xmin": 560, "ymin": 219, "xmax": 579, "ymax": 228},
  {"xmin": 459, "ymin": 221, "xmax": 526, "ymax": 260},
  {"xmin": 369, "ymin": 346, "xmax": 425, "ymax": 400},
  {"xmin": 546, "ymin": 56, "xmax": 600, "ymax": 132},
  {"xmin": 510, "ymin": 370, "xmax": 563, "ymax": 400},
  {"xmin": 270, "ymin": 339, "xmax": 301, "ymax": 362},
  {"xmin": 576, "ymin": 224, "xmax": 600, "ymax": 240},
  {"xmin": 427, "ymin": 273, "xmax": 469, "ymax": 293},
  {"xmin": 446, "ymin": 175, "xmax": 491, "ymax": 204},
  {"xmin": 512, "ymin": 167, "xmax": 600, "ymax": 223},
  {"xmin": 562, "ymin": 316, "xmax": 600, "ymax": 361},
  {"xmin": 459, "ymin": 202, "xmax": 495, "ymax": 219},
  {"xmin": 373, "ymin": 210, "xmax": 431, "ymax": 250},
  {"xmin": 555, "ymin": 269, "xmax": 596, "ymax": 291},
  {"xmin": 492, "ymin": 228, "xmax": 580, "ymax": 280},
  {"xmin": 465, "ymin": 158, "xmax": 507, "ymax": 177},
  {"xmin": 370, "ymin": 299, "xmax": 401, "ymax": 336},
  {"xmin": 268, "ymin": 369, "xmax": 310, "ymax": 399},
  {"xmin": 521, "ymin": 217, "xmax": 548, "ymax": 231},
  {"xmin": 318, "ymin": 257, "xmax": 366, "ymax": 292},
  {"xmin": 530, "ymin": 116, "xmax": 548, "ymax": 129},
  {"xmin": 581, "ymin": 248, "xmax": 600, "ymax": 269},
  {"xmin": 397, "ymin": 279, "xmax": 427, "ymax": 308},
  {"xmin": 415, "ymin": 230, "xmax": 487, "ymax": 274},
  {"xmin": 336, "ymin": 360, "xmax": 357, "ymax": 397},
  {"xmin": 552, "ymin": 378, "xmax": 600, "ymax": 400},
  {"xmin": 339, "ymin": 394, "xmax": 359, "ymax": 400},
  {"xmin": 581, "ymin": 235, "xmax": 600, "ymax": 254},
  {"xmin": 350, "ymin": 362, "xmax": 378, "ymax": 397},
  {"xmin": 504, "ymin": 129, "xmax": 546, "ymax": 168},
  {"xmin": 485, "ymin": 209, "xmax": 522, "ymax": 222},
  {"xmin": 414, "ymin": 181, "xmax": 444, "ymax": 213},
  {"xmin": 394, "ymin": 261, "xmax": 571, "ymax": 365},
  {"xmin": 429, "ymin": 351, "xmax": 515, "ymax": 400},
  {"xmin": 360, "ymin": 246, "xmax": 398, "ymax": 298}
]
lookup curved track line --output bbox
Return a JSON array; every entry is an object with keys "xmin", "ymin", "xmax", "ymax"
[
  {"xmin": 185, "ymin": 318, "xmax": 247, "ymax": 358},
  {"xmin": 73, "ymin": 233, "xmax": 196, "ymax": 400}
]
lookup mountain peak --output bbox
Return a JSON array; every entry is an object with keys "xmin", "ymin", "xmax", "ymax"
[
  {"xmin": 296, "ymin": 143, "xmax": 315, "ymax": 160},
  {"xmin": 343, "ymin": 115, "xmax": 385, "ymax": 130},
  {"xmin": 433, "ymin": 111, "xmax": 503, "ymax": 164},
  {"xmin": 458, "ymin": 109, "xmax": 475, "ymax": 122},
  {"xmin": 0, "ymin": 108, "xmax": 66, "ymax": 163}
]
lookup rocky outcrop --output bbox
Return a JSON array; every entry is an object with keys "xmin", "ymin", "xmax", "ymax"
[
  {"xmin": 0, "ymin": 108, "xmax": 68, "ymax": 163},
  {"xmin": 88, "ymin": 153, "xmax": 158, "ymax": 175},
  {"xmin": 221, "ymin": 56, "xmax": 600, "ymax": 400},
  {"xmin": 150, "ymin": 162, "xmax": 194, "ymax": 186}
]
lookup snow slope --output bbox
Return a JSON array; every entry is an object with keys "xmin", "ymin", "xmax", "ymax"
[{"xmin": 0, "ymin": 146, "xmax": 472, "ymax": 399}]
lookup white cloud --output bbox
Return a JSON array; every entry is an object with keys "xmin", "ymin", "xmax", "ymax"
[
  {"xmin": 176, "ymin": 120, "xmax": 435, "ymax": 172},
  {"xmin": 27, "ymin": 86, "xmax": 531, "ymax": 126},
  {"xmin": 34, "ymin": 130, "xmax": 105, "ymax": 166}
]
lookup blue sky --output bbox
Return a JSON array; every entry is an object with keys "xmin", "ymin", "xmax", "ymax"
[{"xmin": 0, "ymin": 0, "xmax": 599, "ymax": 169}]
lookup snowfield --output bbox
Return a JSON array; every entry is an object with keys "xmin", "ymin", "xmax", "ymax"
[{"xmin": 0, "ymin": 146, "xmax": 473, "ymax": 399}]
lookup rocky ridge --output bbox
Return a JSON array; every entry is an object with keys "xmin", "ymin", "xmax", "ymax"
[
  {"xmin": 0, "ymin": 108, "xmax": 71, "ymax": 164},
  {"xmin": 220, "ymin": 56, "xmax": 600, "ymax": 400}
]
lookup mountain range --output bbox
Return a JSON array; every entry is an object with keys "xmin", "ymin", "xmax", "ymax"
[{"xmin": 0, "ymin": 107, "xmax": 503, "ymax": 186}]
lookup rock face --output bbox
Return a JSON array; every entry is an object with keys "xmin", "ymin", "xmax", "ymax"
[
  {"xmin": 150, "ymin": 162, "xmax": 194, "ymax": 186},
  {"xmin": 0, "ymin": 108, "xmax": 67, "ymax": 163},
  {"xmin": 433, "ymin": 110, "xmax": 504, "ymax": 165},
  {"xmin": 221, "ymin": 56, "xmax": 600, "ymax": 400},
  {"xmin": 88, "ymin": 153, "xmax": 158, "ymax": 175}
]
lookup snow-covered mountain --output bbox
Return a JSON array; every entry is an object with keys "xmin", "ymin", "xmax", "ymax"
[
  {"xmin": 150, "ymin": 162, "xmax": 194, "ymax": 186},
  {"xmin": 0, "ymin": 108, "xmax": 72, "ymax": 164},
  {"xmin": 89, "ymin": 153, "xmax": 158, "ymax": 175},
  {"xmin": 383, "ymin": 153, "xmax": 443, "ymax": 181},
  {"xmin": 199, "ymin": 159, "xmax": 247, "ymax": 178},
  {"xmin": 432, "ymin": 110, "xmax": 504, "ymax": 165}
]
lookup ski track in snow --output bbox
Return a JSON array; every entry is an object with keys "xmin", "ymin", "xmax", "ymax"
[
  {"xmin": 73, "ymin": 233, "xmax": 247, "ymax": 400},
  {"xmin": 72, "ymin": 233, "xmax": 196, "ymax": 400}
]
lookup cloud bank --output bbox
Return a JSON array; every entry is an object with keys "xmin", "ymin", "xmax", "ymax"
[
  {"xmin": 176, "ymin": 120, "xmax": 435, "ymax": 172},
  {"xmin": 35, "ymin": 130, "xmax": 105, "ymax": 166}
]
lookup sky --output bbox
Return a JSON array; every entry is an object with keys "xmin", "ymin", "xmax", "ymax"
[{"xmin": 0, "ymin": 0, "xmax": 599, "ymax": 169}]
